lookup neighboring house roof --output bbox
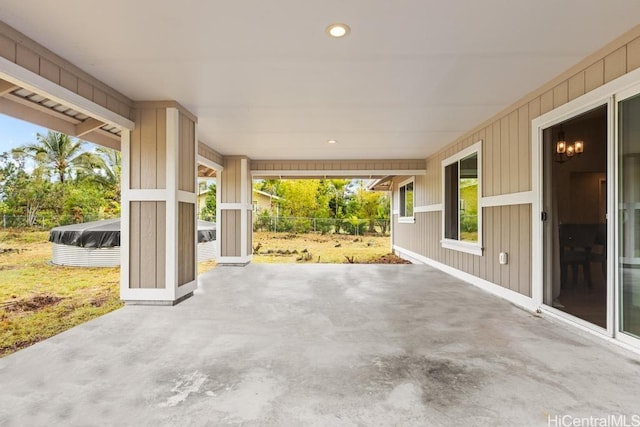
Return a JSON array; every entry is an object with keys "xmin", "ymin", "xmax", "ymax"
[{"xmin": 253, "ymin": 189, "xmax": 283, "ymax": 200}]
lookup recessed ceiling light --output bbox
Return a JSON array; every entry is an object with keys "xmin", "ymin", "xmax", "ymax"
[
  {"xmin": 326, "ymin": 23, "xmax": 350, "ymax": 38},
  {"xmin": 327, "ymin": 139, "xmax": 337, "ymax": 144}
]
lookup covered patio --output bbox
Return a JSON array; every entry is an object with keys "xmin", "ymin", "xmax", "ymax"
[{"xmin": 1, "ymin": 264, "xmax": 638, "ymax": 425}]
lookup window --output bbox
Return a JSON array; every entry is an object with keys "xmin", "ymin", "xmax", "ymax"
[
  {"xmin": 442, "ymin": 141, "xmax": 482, "ymax": 255},
  {"xmin": 398, "ymin": 178, "xmax": 414, "ymax": 223}
]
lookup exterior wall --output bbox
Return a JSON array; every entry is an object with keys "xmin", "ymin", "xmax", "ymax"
[
  {"xmin": 218, "ymin": 156, "xmax": 252, "ymax": 264},
  {"xmin": 198, "ymin": 142, "xmax": 224, "ymax": 166},
  {"xmin": 393, "ymin": 25, "xmax": 640, "ymax": 299},
  {"xmin": 252, "ymin": 159, "xmax": 426, "ymax": 176},
  {"xmin": 0, "ymin": 20, "xmax": 133, "ymax": 120}
]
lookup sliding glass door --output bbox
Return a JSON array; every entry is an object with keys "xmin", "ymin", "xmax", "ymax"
[{"xmin": 618, "ymin": 92, "xmax": 640, "ymax": 340}]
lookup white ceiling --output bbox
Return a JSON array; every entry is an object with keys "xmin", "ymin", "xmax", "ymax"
[{"xmin": 1, "ymin": 1, "xmax": 640, "ymax": 160}]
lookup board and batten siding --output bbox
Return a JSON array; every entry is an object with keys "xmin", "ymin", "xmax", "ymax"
[
  {"xmin": 179, "ymin": 112, "xmax": 196, "ymax": 193},
  {"xmin": 251, "ymin": 159, "xmax": 426, "ymax": 174},
  {"xmin": 129, "ymin": 107, "xmax": 167, "ymax": 189},
  {"xmin": 0, "ymin": 20, "xmax": 133, "ymax": 120},
  {"xmin": 394, "ymin": 24, "xmax": 640, "ymax": 298},
  {"xmin": 129, "ymin": 201, "xmax": 166, "ymax": 288},
  {"xmin": 178, "ymin": 202, "xmax": 195, "ymax": 286},
  {"xmin": 219, "ymin": 157, "xmax": 252, "ymax": 262},
  {"xmin": 198, "ymin": 142, "xmax": 224, "ymax": 166}
]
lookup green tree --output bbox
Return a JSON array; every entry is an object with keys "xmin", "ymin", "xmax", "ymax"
[
  {"xmin": 358, "ymin": 189, "xmax": 387, "ymax": 233},
  {"xmin": 12, "ymin": 131, "xmax": 98, "ymax": 183},
  {"xmin": 61, "ymin": 180, "xmax": 107, "ymax": 224},
  {"xmin": 280, "ymin": 180, "xmax": 320, "ymax": 218},
  {"xmin": 200, "ymin": 183, "xmax": 217, "ymax": 221},
  {"xmin": 0, "ymin": 153, "xmax": 57, "ymax": 226},
  {"xmin": 81, "ymin": 147, "xmax": 121, "ymax": 197}
]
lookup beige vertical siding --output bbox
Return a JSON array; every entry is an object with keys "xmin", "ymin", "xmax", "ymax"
[
  {"xmin": 178, "ymin": 202, "xmax": 195, "ymax": 286},
  {"xmin": 130, "ymin": 108, "xmax": 167, "ymax": 189},
  {"xmin": 198, "ymin": 142, "xmax": 224, "ymax": 166},
  {"xmin": 219, "ymin": 157, "xmax": 252, "ymax": 260},
  {"xmin": 0, "ymin": 20, "xmax": 133, "ymax": 120},
  {"xmin": 394, "ymin": 25, "xmax": 640, "ymax": 298},
  {"xmin": 221, "ymin": 210, "xmax": 241, "ymax": 257},
  {"xmin": 251, "ymin": 159, "xmax": 425, "ymax": 173},
  {"xmin": 178, "ymin": 112, "xmax": 196, "ymax": 193},
  {"xmin": 129, "ymin": 201, "xmax": 166, "ymax": 289},
  {"xmin": 177, "ymin": 111, "xmax": 197, "ymax": 282}
]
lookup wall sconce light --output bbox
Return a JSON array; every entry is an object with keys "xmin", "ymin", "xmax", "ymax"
[{"xmin": 555, "ymin": 131, "xmax": 584, "ymax": 163}]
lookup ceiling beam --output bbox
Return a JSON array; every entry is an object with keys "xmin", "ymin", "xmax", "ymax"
[
  {"xmin": 0, "ymin": 78, "xmax": 19, "ymax": 97},
  {"xmin": 75, "ymin": 117, "xmax": 105, "ymax": 137}
]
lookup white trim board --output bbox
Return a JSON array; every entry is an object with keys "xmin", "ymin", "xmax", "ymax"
[
  {"xmin": 217, "ymin": 255, "xmax": 252, "ymax": 265},
  {"xmin": 120, "ymin": 131, "xmax": 131, "ymax": 297},
  {"xmin": 393, "ymin": 245, "xmax": 537, "ymax": 312},
  {"xmin": 197, "ymin": 154, "xmax": 223, "ymax": 172},
  {"xmin": 539, "ymin": 306, "xmax": 640, "ymax": 357},
  {"xmin": 414, "ymin": 204, "xmax": 442, "ymax": 213},
  {"xmin": 0, "ymin": 56, "xmax": 134, "ymax": 130},
  {"xmin": 165, "ymin": 107, "xmax": 180, "ymax": 299},
  {"xmin": 480, "ymin": 191, "xmax": 533, "ymax": 207},
  {"xmin": 219, "ymin": 203, "xmax": 253, "ymax": 210},
  {"xmin": 126, "ymin": 189, "xmax": 167, "ymax": 201},
  {"xmin": 240, "ymin": 158, "xmax": 248, "ymax": 259},
  {"xmin": 178, "ymin": 191, "xmax": 197, "ymax": 204}
]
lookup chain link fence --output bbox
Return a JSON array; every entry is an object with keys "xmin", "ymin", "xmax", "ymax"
[
  {"xmin": 253, "ymin": 215, "xmax": 390, "ymax": 236},
  {"xmin": 1, "ymin": 214, "xmax": 101, "ymax": 229}
]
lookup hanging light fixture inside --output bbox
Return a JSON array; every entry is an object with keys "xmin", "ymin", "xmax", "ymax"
[{"xmin": 555, "ymin": 130, "xmax": 584, "ymax": 163}]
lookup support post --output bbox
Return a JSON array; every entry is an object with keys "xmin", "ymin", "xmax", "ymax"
[
  {"xmin": 218, "ymin": 156, "xmax": 253, "ymax": 265},
  {"xmin": 120, "ymin": 102, "xmax": 198, "ymax": 304}
]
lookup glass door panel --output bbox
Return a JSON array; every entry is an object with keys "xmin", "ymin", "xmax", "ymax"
[
  {"xmin": 618, "ymin": 93, "xmax": 640, "ymax": 339},
  {"xmin": 543, "ymin": 105, "xmax": 608, "ymax": 329}
]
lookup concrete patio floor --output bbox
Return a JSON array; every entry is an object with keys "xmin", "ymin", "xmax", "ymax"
[{"xmin": 1, "ymin": 264, "xmax": 639, "ymax": 426}]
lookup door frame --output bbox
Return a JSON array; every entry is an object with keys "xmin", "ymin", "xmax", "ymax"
[
  {"xmin": 613, "ymin": 83, "xmax": 640, "ymax": 348},
  {"xmin": 533, "ymin": 97, "xmax": 614, "ymax": 336},
  {"xmin": 532, "ymin": 66, "xmax": 640, "ymax": 343}
]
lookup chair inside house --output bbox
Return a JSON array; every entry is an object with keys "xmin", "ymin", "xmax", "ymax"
[{"xmin": 559, "ymin": 224, "xmax": 602, "ymax": 289}]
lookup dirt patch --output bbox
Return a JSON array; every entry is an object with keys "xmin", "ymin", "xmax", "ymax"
[
  {"xmin": 2, "ymin": 293, "xmax": 64, "ymax": 313},
  {"xmin": 0, "ymin": 248, "xmax": 24, "ymax": 255},
  {"xmin": 90, "ymin": 293, "xmax": 110, "ymax": 307},
  {"xmin": 361, "ymin": 254, "xmax": 411, "ymax": 264}
]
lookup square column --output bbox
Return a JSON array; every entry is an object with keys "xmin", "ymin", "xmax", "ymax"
[
  {"xmin": 120, "ymin": 102, "xmax": 198, "ymax": 304},
  {"xmin": 217, "ymin": 156, "xmax": 253, "ymax": 265}
]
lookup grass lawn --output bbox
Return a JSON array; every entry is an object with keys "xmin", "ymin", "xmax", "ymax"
[
  {"xmin": 252, "ymin": 231, "xmax": 398, "ymax": 264},
  {"xmin": 0, "ymin": 229, "xmax": 398, "ymax": 357},
  {"xmin": 0, "ymin": 229, "xmax": 122, "ymax": 357},
  {"xmin": 0, "ymin": 229, "xmax": 219, "ymax": 358}
]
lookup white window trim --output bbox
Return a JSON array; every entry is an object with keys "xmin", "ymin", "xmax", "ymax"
[
  {"xmin": 398, "ymin": 176, "xmax": 415, "ymax": 224},
  {"xmin": 441, "ymin": 140, "xmax": 483, "ymax": 256}
]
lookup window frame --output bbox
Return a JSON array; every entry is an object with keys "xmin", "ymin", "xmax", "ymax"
[
  {"xmin": 398, "ymin": 177, "xmax": 415, "ymax": 224},
  {"xmin": 441, "ymin": 140, "xmax": 483, "ymax": 256}
]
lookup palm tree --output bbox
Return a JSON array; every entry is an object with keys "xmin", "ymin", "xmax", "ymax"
[
  {"xmin": 12, "ymin": 131, "xmax": 97, "ymax": 183},
  {"xmin": 86, "ymin": 147, "xmax": 121, "ymax": 199}
]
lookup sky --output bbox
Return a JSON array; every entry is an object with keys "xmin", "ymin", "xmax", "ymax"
[{"xmin": 0, "ymin": 113, "xmax": 49, "ymax": 153}]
